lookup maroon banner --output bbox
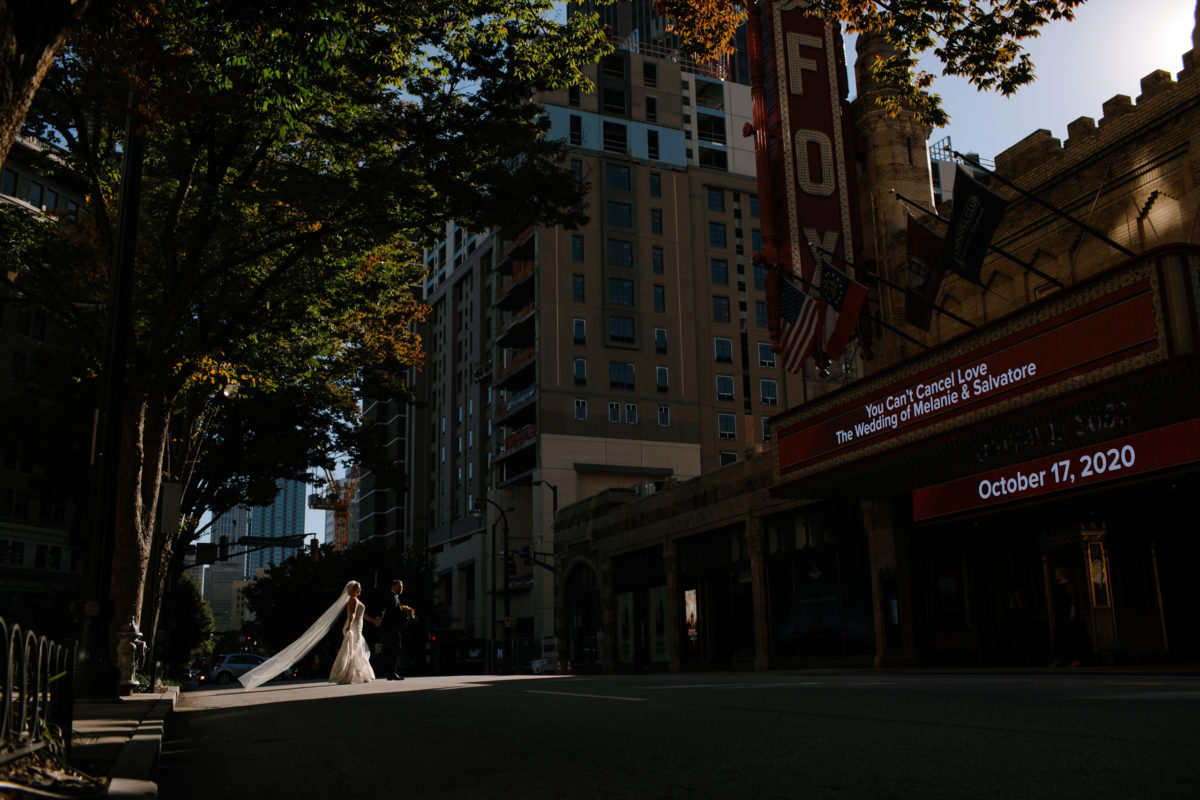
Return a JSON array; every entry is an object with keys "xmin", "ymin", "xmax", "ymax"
[
  {"xmin": 778, "ymin": 279, "xmax": 1158, "ymax": 474},
  {"xmin": 912, "ymin": 418, "xmax": 1200, "ymax": 520},
  {"xmin": 772, "ymin": 3, "xmax": 852, "ymax": 286}
]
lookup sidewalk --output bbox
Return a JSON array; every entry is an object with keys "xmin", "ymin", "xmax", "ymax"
[{"xmin": 70, "ymin": 686, "xmax": 178, "ymax": 799}]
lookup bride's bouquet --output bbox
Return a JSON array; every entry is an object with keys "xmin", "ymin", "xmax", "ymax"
[{"xmin": 400, "ymin": 604, "xmax": 416, "ymax": 624}]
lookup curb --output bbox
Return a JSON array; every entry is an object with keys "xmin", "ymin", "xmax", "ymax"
[{"xmin": 98, "ymin": 687, "xmax": 177, "ymax": 799}]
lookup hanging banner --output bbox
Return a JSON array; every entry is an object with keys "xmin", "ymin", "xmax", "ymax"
[{"xmin": 771, "ymin": 0, "xmax": 854, "ymax": 287}]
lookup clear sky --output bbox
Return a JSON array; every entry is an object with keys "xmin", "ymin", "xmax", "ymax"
[{"xmin": 916, "ymin": 0, "xmax": 1197, "ymax": 160}]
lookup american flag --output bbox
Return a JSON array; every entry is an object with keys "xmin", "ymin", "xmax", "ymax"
[{"xmin": 779, "ymin": 279, "xmax": 820, "ymax": 373}]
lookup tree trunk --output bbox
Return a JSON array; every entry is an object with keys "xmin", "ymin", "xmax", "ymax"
[
  {"xmin": 107, "ymin": 390, "xmax": 170, "ymax": 662},
  {"xmin": 0, "ymin": 1, "xmax": 93, "ymax": 165}
]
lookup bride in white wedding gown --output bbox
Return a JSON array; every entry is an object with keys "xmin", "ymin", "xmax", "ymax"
[
  {"xmin": 328, "ymin": 581, "xmax": 376, "ymax": 684},
  {"xmin": 239, "ymin": 580, "xmax": 376, "ymax": 690}
]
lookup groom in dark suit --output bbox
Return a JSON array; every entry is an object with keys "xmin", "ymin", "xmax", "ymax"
[{"xmin": 371, "ymin": 579, "xmax": 407, "ymax": 679}]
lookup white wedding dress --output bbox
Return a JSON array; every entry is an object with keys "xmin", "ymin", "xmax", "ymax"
[{"xmin": 328, "ymin": 600, "xmax": 376, "ymax": 684}]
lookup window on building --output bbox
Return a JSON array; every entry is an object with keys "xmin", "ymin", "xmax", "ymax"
[
  {"xmin": 625, "ymin": 403, "xmax": 638, "ymax": 424},
  {"xmin": 609, "ymin": 361, "xmax": 635, "ymax": 390},
  {"xmin": 608, "ymin": 201, "xmax": 632, "ymax": 228},
  {"xmin": 601, "ymin": 54, "xmax": 625, "ymax": 78},
  {"xmin": 608, "ymin": 239, "xmax": 633, "ymax": 267},
  {"xmin": 652, "ymin": 246, "xmax": 664, "ymax": 274},
  {"xmin": 603, "ymin": 122, "xmax": 627, "ymax": 153},
  {"xmin": 712, "ymin": 295, "xmax": 731, "ymax": 322},
  {"xmin": 643, "ymin": 61, "xmax": 658, "ymax": 87},
  {"xmin": 656, "ymin": 366, "xmax": 669, "ymax": 393},
  {"xmin": 649, "ymin": 172, "xmax": 661, "ymax": 198},
  {"xmin": 573, "ymin": 318, "xmax": 586, "ymax": 344},
  {"xmin": 758, "ymin": 342, "xmax": 776, "ymax": 368},
  {"xmin": 572, "ymin": 274, "xmax": 585, "ymax": 302},
  {"xmin": 608, "ymin": 401, "xmax": 621, "ymax": 422},
  {"xmin": 761, "ymin": 379, "xmax": 778, "ymax": 406},
  {"xmin": 609, "ymin": 315, "xmax": 635, "ymax": 344},
  {"xmin": 707, "ymin": 188, "xmax": 725, "ymax": 211},
  {"xmin": 645, "ymin": 96, "xmax": 658, "ymax": 123},
  {"xmin": 714, "ymin": 337, "xmax": 733, "ymax": 362},
  {"xmin": 653, "ymin": 285, "xmax": 666, "ymax": 312},
  {"xmin": 43, "ymin": 189, "xmax": 58, "ymax": 211},
  {"xmin": 719, "ymin": 451, "xmax": 738, "ymax": 466},
  {"xmin": 654, "ymin": 327, "xmax": 667, "ymax": 353},
  {"xmin": 752, "ymin": 229, "xmax": 763, "ymax": 254},
  {"xmin": 569, "ymin": 115, "xmax": 582, "ymax": 146},
  {"xmin": 28, "ymin": 182, "xmax": 43, "ymax": 209},
  {"xmin": 699, "ymin": 146, "xmax": 728, "ymax": 171},
  {"xmin": 762, "ymin": 416, "xmax": 772, "ymax": 442},
  {"xmin": 753, "ymin": 264, "xmax": 766, "ymax": 290},
  {"xmin": 602, "ymin": 86, "xmax": 628, "ymax": 115},
  {"xmin": 606, "ymin": 164, "xmax": 631, "ymax": 190},
  {"xmin": 1, "ymin": 168, "xmax": 16, "ymax": 196},
  {"xmin": 716, "ymin": 375, "xmax": 734, "ymax": 400},
  {"xmin": 708, "ymin": 222, "xmax": 727, "ymax": 248},
  {"xmin": 658, "ymin": 405, "xmax": 670, "ymax": 427},
  {"xmin": 647, "ymin": 130, "xmax": 659, "ymax": 160},
  {"xmin": 650, "ymin": 208, "xmax": 663, "ymax": 235},
  {"xmin": 608, "ymin": 278, "xmax": 635, "ymax": 306},
  {"xmin": 698, "ymin": 115, "xmax": 726, "ymax": 145},
  {"xmin": 718, "ymin": 413, "xmax": 737, "ymax": 440},
  {"xmin": 749, "ymin": 194, "xmax": 760, "ymax": 217},
  {"xmin": 574, "ymin": 358, "xmax": 587, "ymax": 384},
  {"xmin": 755, "ymin": 301, "xmax": 768, "ymax": 327},
  {"xmin": 572, "ymin": 235, "xmax": 585, "ymax": 262},
  {"xmin": 575, "ymin": 399, "xmax": 587, "ymax": 420},
  {"xmin": 710, "ymin": 259, "xmax": 728, "ymax": 285},
  {"xmin": 568, "ymin": 85, "xmax": 581, "ymax": 107}
]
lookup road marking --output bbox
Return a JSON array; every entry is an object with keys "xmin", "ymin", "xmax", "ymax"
[
  {"xmin": 526, "ymin": 690, "xmax": 646, "ymax": 702},
  {"xmin": 650, "ymin": 682, "xmax": 824, "ymax": 690}
]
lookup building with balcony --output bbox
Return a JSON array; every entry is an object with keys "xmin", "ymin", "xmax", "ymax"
[{"xmin": 413, "ymin": 38, "xmax": 811, "ymax": 670}]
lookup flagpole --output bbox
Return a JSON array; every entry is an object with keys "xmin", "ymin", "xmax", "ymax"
[
  {"xmin": 892, "ymin": 190, "xmax": 1065, "ymax": 289},
  {"xmin": 950, "ymin": 150, "xmax": 1135, "ymax": 259},
  {"xmin": 776, "ymin": 265, "xmax": 928, "ymax": 350},
  {"xmin": 807, "ymin": 240, "xmax": 977, "ymax": 329}
]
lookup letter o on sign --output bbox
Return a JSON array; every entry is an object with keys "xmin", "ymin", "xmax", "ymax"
[{"xmin": 795, "ymin": 129, "xmax": 834, "ymax": 197}]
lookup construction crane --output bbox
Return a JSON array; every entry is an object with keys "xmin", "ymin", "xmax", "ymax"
[{"xmin": 308, "ymin": 466, "xmax": 360, "ymax": 551}]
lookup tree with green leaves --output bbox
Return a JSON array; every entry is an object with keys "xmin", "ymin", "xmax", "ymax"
[
  {"xmin": 2, "ymin": 0, "xmax": 609, "ymax": 671},
  {"xmin": 163, "ymin": 572, "xmax": 213, "ymax": 675}
]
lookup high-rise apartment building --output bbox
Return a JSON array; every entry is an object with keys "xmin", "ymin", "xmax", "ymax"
[
  {"xmin": 244, "ymin": 478, "xmax": 307, "ymax": 579},
  {"xmin": 413, "ymin": 37, "xmax": 808, "ymax": 667}
]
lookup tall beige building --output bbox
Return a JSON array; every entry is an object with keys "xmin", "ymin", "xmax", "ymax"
[{"xmin": 416, "ymin": 41, "xmax": 811, "ymax": 669}]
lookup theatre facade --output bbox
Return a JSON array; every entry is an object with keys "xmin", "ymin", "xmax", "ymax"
[
  {"xmin": 551, "ymin": 6, "xmax": 1200, "ymax": 672},
  {"xmin": 554, "ymin": 245, "xmax": 1200, "ymax": 672}
]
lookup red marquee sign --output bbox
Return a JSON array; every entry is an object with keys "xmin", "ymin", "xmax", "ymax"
[
  {"xmin": 911, "ymin": 418, "xmax": 1200, "ymax": 520},
  {"xmin": 777, "ymin": 278, "xmax": 1159, "ymax": 475}
]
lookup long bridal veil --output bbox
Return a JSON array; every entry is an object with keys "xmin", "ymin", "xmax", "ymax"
[{"xmin": 239, "ymin": 581, "xmax": 356, "ymax": 690}]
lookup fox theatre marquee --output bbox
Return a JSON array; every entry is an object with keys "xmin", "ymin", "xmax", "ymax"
[{"xmin": 771, "ymin": 246, "xmax": 1200, "ymax": 664}]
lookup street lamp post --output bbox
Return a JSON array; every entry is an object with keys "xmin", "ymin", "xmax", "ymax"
[
  {"xmin": 472, "ymin": 496, "xmax": 513, "ymax": 673},
  {"xmin": 532, "ymin": 480, "xmax": 558, "ymax": 515}
]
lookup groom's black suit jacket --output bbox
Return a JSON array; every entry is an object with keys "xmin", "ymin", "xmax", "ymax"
[{"xmin": 379, "ymin": 591, "xmax": 405, "ymax": 650}]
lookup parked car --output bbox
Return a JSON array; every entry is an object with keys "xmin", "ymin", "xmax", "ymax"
[{"xmin": 203, "ymin": 652, "xmax": 296, "ymax": 685}]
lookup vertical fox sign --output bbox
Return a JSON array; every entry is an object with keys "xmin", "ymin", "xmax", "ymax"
[{"xmin": 768, "ymin": 0, "xmax": 856, "ymax": 288}]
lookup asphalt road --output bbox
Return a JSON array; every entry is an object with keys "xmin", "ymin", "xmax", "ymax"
[{"xmin": 159, "ymin": 670, "xmax": 1200, "ymax": 799}]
